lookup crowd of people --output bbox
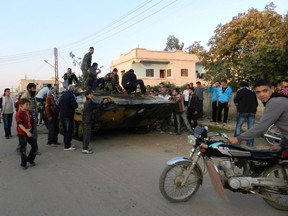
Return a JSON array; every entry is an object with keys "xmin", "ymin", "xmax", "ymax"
[{"xmin": 0, "ymin": 46, "xmax": 287, "ymax": 170}]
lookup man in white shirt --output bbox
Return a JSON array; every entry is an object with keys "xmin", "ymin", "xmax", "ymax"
[{"xmin": 182, "ymin": 84, "xmax": 190, "ymax": 108}]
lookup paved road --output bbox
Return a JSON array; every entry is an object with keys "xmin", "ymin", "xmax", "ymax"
[{"xmin": 0, "ymin": 123, "xmax": 286, "ymax": 216}]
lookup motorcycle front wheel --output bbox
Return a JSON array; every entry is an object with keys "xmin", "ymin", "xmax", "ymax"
[
  {"xmin": 159, "ymin": 161, "xmax": 202, "ymax": 202},
  {"xmin": 264, "ymin": 124, "xmax": 281, "ymax": 146},
  {"xmin": 260, "ymin": 164, "xmax": 288, "ymax": 211}
]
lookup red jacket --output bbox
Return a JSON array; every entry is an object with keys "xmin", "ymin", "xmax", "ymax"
[{"xmin": 15, "ymin": 110, "xmax": 34, "ymax": 136}]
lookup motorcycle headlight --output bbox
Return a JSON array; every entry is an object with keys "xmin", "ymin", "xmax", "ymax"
[{"xmin": 187, "ymin": 135, "xmax": 197, "ymax": 146}]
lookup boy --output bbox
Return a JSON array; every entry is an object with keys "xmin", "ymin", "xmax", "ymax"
[
  {"xmin": 82, "ymin": 91, "xmax": 107, "ymax": 154},
  {"xmin": 82, "ymin": 91, "xmax": 95, "ymax": 154},
  {"xmin": 16, "ymin": 98, "xmax": 37, "ymax": 169}
]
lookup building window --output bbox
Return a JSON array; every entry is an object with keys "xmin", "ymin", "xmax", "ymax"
[
  {"xmin": 167, "ymin": 69, "xmax": 171, "ymax": 77},
  {"xmin": 146, "ymin": 69, "xmax": 154, "ymax": 77},
  {"xmin": 181, "ymin": 68, "xmax": 188, "ymax": 77},
  {"xmin": 160, "ymin": 69, "xmax": 166, "ymax": 78}
]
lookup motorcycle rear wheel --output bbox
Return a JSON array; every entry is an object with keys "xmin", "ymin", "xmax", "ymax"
[
  {"xmin": 159, "ymin": 161, "xmax": 202, "ymax": 202},
  {"xmin": 260, "ymin": 165, "xmax": 288, "ymax": 211}
]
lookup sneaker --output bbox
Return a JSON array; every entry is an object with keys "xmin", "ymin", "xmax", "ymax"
[
  {"xmin": 21, "ymin": 165, "xmax": 28, "ymax": 170},
  {"xmin": 82, "ymin": 149, "xmax": 93, "ymax": 154},
  {"xmin": 64, "ymin": 147, "xmax": 76, "ymax": 151},
  {"xmin": 159, "ymin": 131, "xmax": 165, "ymax": 134},
  {"xmin": 28, "ymin": 161, "xmax": 36, "ymax": 166}
]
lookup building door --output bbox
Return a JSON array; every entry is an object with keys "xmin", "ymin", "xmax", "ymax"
[{"xmin": 160, "ymin": 69, "xmax": 166, "ymax": 78}]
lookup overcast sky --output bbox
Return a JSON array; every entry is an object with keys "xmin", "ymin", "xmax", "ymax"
[{"xmin": 0, "ymin": 0, "xmax": 287, "ymax": 92}]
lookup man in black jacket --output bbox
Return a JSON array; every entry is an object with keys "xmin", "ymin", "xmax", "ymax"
[
  {"xmin": 233, "ymin": 81, "xmax": 258, "ymax": 147},
  {"xmin": 63, "ymin": 68, "xmax": 79, "ymax": 89},
  {"xmin": 187, "ymin": 88, "xmax": 201, "ymax": 128},
  {"xmin": 58, "ymin": 85, "xmax": 78, "ymax": 150},
  {"xmin": 121, "ymin": 69, "xmax": 146, "ymax": 94},
  {"xmin": 81, "ymin": 90, "xmax": 107, "ymax": 154},
  {"xmin": 82, "ymin": 90, "xmax": 98, "ymax": 154}
]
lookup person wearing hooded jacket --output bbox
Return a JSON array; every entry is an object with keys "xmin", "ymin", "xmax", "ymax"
[{"xmin": 228, "ymin": 79, "xmax": 288, "ymax": 150}]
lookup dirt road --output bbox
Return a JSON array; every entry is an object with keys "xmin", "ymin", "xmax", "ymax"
[{"xmin": 0, "ymin": 124, "xmax": 285, "ymax": 216}]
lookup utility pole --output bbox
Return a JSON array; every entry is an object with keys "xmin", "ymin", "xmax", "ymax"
[{"xmin": 54, "ymin": 48, "xmax": 59, "ymax": 92}]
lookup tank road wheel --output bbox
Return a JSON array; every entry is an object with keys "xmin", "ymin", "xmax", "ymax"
[
  {"xmin": 159, "ymin": 161, "xmax": 202, "ymax": 202},
  {"xmin": 260, "ymin": 165, "xmax": 288, "ymax": 211},
  {"xmin": 77, "ymin": 121, "xmax": 84, "ymax": 141}
]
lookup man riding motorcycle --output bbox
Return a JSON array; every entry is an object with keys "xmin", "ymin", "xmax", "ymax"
[{"xmin": 228, "ymin": 79, "xmax": 288, "ymax": 150}]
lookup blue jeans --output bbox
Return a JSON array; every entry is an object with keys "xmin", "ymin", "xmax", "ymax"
[
  {"xmin": 61, "ymin": 117, "xmax": 74, "ymax": 148},
  {"xmin": 3, "ymin": 113, "xmax": 13, "ymax": 137},
  {"xmin": 234, "ymin": 113, "xmax": 255, "ymax": 146}
]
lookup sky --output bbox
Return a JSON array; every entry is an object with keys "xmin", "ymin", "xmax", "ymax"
[{"xmin": 0, "ymin": 0, "xmax": 287, "ymax": 92}]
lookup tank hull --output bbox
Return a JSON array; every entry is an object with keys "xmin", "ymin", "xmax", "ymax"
[{"xmin": 73, "ymin": 91, "xmax": 174, "ymax": 139}]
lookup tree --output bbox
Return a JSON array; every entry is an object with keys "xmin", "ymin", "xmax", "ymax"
[
  {"xmin": 164, "ymin": 35, "xmax": 184, "ymax": 51},
  {"xmin": 187, "ymin": 3, "xmax": 288, "ymax": 84},
  {"xmin": 69, "ymin": 52, "xmax": 82, "ymax": 67}
]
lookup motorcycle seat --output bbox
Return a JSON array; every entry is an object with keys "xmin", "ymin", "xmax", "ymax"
[{"xmin": 250, "ymin": 150, "xmax": 283, "ymax": 159}]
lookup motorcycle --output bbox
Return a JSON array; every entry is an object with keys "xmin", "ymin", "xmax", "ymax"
[{"xmin": 159, "ymin": 126, "xmax": 288, "ymax": 211}]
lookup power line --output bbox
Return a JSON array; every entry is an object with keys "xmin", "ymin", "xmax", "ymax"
[
  {"xmin": 60, "ymin": 0, "xmax": 178, "ymax": 52},
  {"xmin": 0, "ymin": 0, "xmax": 179, "ymax": 63},
  {"xmin": 59, "ymin": 0, "xmax": 154, "ymax": 50},
  {"xmin": 0, "ymin": 0, "xmax": 155, "ymax": 61}
]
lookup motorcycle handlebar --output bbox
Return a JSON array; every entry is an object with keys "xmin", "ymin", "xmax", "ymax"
[{"xmin": 213, "ymin": 133, "xmax": 228, "ymax": 140}]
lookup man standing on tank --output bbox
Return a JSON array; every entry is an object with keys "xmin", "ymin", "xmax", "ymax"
[{"xmin": 81, "ymin": 47, "xmax": 94, "ymax": 87}]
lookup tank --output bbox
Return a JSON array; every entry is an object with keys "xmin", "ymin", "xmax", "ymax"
[{"xmin": 71, "ymin": 90, "xmax": 174, "ymax": 140}]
